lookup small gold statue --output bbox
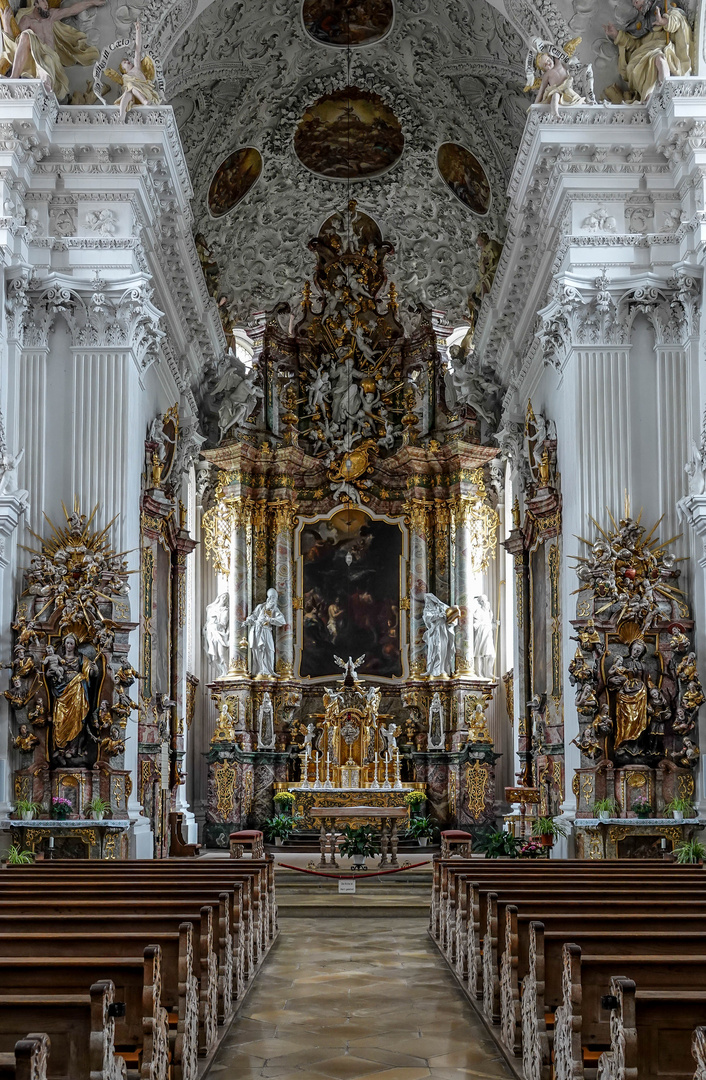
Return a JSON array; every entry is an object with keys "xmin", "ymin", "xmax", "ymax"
[{"xmin": 14, "ymin": 723, "xmax": 39, "ymax": 753}]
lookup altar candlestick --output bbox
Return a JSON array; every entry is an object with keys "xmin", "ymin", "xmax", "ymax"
[{"xmin": 370, "ymin": 752, "xmax": 380, "ymax": 790}]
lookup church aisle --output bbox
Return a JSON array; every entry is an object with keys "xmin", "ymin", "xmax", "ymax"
[{"xmin": 210, "ymin": 917, "xmax": 514, "ymax": 1080}]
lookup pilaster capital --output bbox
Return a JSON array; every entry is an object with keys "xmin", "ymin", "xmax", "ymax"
[{"xmin": 677, "ymin": 494, "xmax": 706, "ymax": 568}]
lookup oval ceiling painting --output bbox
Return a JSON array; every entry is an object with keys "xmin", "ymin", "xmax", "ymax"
[
  {"xmin": 437, "ymin": 143, "xmax": 491, "ymax": 216},
  {"xmin": 302, "ymin": 0, "xmax": 394, "ymax": 47},
  {"xmin": 208, "ymin": 147, "xmax": 262, "ymax": 218},
  {"xmin": 294, "ymin": 88, "xmax": 403, "ymax": 180}
]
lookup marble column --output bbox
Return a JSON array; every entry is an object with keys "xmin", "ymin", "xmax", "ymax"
[
  {"xmin": 406, "ymin": 499, "xmax": 430, "ymax": 677},
  {"xmin": 272, "ymin": 501, "xmax": 296, "ymax": 678},
  {"xmin": 452, "ymin": 497, "xmax": 475, "ymax": 677}
]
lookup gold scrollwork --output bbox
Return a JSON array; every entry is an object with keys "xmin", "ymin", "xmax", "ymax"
[
  {"xmin": 548, "ymin": 543, "xmax": 561, "ymax": 703},
  {"xmin": 581, "ymin": 774, "xmax": 594, "ymax": 807},
  {"xmin": 466, "ymin": 761, "xmax": 489, "ymax": 818},
  {"xmin": 214, "ymin": 760, "xmax": 238, "ymax": 817},
  {"xmin": 572, "ymin": 773, "xmax": 580, "ymax": 798},
  {"xmin": 679, "ymin": 775, "xmax": 695, "ymax": 799},
  {"xmin": 103, "ymin": 833, "xmax": 118, "ymax": 860}
]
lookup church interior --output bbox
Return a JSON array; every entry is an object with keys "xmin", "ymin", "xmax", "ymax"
[{"xmin": 0, "ymin": 0, "xmax": 706, "ymax": 1076}]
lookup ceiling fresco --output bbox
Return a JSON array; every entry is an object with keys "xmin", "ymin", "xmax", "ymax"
[
  {"xmin": 208, "ymin": 147, "xmax": 262, "ymax": 217},
  {"xmin": 437, "ymin": 143, "xmax": 491, "ymax": 217},
  {"xmin": 302, "ymin": 0, "xmax": 395, "ymax": 47},
  {"xmin": 294, "ymin": 88, "xmax": 404, "ymax": 180}
]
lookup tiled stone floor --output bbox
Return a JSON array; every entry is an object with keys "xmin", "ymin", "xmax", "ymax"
[{"xmin": 210, "ymin": 918, "xmax": 514, "ymax": 1079}]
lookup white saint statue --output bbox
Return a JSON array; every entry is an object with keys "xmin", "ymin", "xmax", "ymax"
[
  {"xmin": 472, "ymin": 594, "xmax": 496, "ymax": 679},
  {"xmin": 203, "ymin": 592, "xmax": 230, "ymax": 677},
  {"xmin": 422, "ymin": 592, "xmax": 458, "ymax": 678},
  {"xmin": 245, "ymin": 587, "xmax": 286, "ymax": 678}
]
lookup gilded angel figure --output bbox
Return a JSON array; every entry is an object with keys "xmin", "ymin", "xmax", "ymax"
[{"xmin": 106, "ymin": 21, "xmax": 161, "ymax": 122}]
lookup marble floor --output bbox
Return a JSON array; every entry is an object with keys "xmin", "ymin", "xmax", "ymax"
[{"xmin": 210, "ymin": 918, "xmax": 515, "ymax": 1080}]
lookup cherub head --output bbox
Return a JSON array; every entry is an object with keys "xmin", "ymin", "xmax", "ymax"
[{"xmin": 536, "ymin": 52, "xmax": 555, "ymax": 73}]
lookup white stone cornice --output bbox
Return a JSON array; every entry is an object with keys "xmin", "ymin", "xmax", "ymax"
[
  {"xmin": 678, "ymin": 494, "xmax": 706, "ymax": 567},
  {"xmin": 0, "ymin": 491, "xmax": 29, "ymax": 569}
]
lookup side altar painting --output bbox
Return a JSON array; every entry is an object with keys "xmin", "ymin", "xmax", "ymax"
[
  {"xmin": 6, "ymin": 500, "xmax": 135, "ymax": 858},
  {"xmin": 570, "ymin": 503, "xmax": 703, "ymax": 858}
]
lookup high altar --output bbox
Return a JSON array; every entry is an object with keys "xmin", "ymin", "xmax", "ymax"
[{"xmin": 199, "ymin": 207, "xmax": 503, "ymax": 846}]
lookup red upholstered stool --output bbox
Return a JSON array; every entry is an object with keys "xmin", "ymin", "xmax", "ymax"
[
  {"xmin": 441, "ymin": 830, "xmax": 473, "ymax": 858},
  {"xmin": 229, "ymin": 830, "xmax": 264, "ymax": 859}
]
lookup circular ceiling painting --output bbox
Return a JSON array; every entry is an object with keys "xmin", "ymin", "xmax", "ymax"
[
  {"xmin": 302, "ymin": 0, "xmax": 393, "ymax": 47},
  {"xmin": 294, "ymin": 88, "xmax": 403, "ymax": 180},
  {"xmin": 208, "ymin": 147, "xmax": 262, "ymax": 218},
  {"xmin": 437, "ymin": 143, "xmax": 491, "ymax": 216}
]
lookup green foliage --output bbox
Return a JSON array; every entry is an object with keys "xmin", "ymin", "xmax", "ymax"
[
  {"xmin": 665, "ymin": 797, "xmax": 694, "ymax": 815},
  {"xmin": 475, "ymin": 828, "xmax": 521, "ymax": 859},
  {"xmin": 86, "ymin": 797, "xmax": 110, "ymax": 815},
  {"xmin": 593, "ymin": 798, "xmax": 619, "ymax": 816},
  {"xmin": 263, "ymin": 814, "xmax": 295, "ymax": 841},
  {"xmin": 403, "ymin": 791, "xmax": 426, "ymax": 807},
  {"xmin": 674, "ymin": 838, "xmax": 706, "ymax": 864},
  {"xmin": 531, "ymin": 816, "xmax": 568, "ymax": 839},
  {"xmin": 14, "ymin": 799, "xmax": 41, "ymax": 818},
  {"xmin": 405, "ymin": 816, "xmax": 437, "ymax": 840},
  {"xmin": 338, "ymin": 824, "xmax": 378, "ymax": 859},
  {"xmin": 273, "ymin": 791, "xmax": 297, "ymax": 806},
  {"xmin": 6, "ymin": 844, "xmax": 33, "ymax": 865}
]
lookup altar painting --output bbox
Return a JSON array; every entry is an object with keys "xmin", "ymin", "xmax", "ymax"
[{"xmin": 299, "ymin": 509, "xmax": 403, "ymax": 679}]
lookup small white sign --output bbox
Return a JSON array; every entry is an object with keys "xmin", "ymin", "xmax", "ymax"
[{"xmin": 338, "ymin": 879, "xmax": 356, "ymax": 894}]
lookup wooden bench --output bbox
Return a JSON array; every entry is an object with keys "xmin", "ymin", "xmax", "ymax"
[
  {"xmin": 440, "ymin": 831, "xmax": 474, "ymax": 858},
  {"xmin": 0, "ymin": 930, "xmax": 197, "ymax": 1080},
  {"xmin": 169, "ymin": 814, "xmax": 201, "ymax": 858},
  {"xmin": 596, "ymin": 976, "xmax": 706, "ymax": 1080},
  {"xmin": 552, "ymin": 945, "xmax": 706, "ymax": 1080},
  {"xmin": 0, "ymin": 949, "xmax": 168, "ymax": 1080},
  {"xmin": 0, "ymin": 1033, "xmax": 50, "ymax": 1080},
  {"xmin": 0, "ymin": 983, "xmax": 123, "ymax": 1080},
  {"xmin": 229, "ymin": 831, "xmax": 264, "ymax": 859}
]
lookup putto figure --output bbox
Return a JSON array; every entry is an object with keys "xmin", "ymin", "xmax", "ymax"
[
  {"xmin": 245, "ymin": 588, "xmax": 286, "ymax": 678},
  {"xmin": 603, "ymin": 0, "xmax": 692, "ymax": 104},
  {"xmin": 106, "ymin": 21, "xmax": 161, "ymax": 122},
  {"xmin": 0, "ymin": 0, "xmax": 105, "ymax": 102}
]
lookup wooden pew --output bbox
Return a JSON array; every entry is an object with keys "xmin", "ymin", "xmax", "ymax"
[
  {"xmin": 0, "ymin": 930, "xmax": 196, "ymax": 1080},
  {"xmin": 0, "ymin": 949, "xmax": 168, "ymax": 1080},
  {"xmin": 552, "ymin": 944, "xmax": 706, "ymax": 1080},
  {"xmin": 0, "ymin": 904, "xmax": 219, "ymax": 1058},
  {"xmin": 596, "ymin": 976, "xmax": 706, "ymax": 1080},
  {"xmin": 0, "ymin": 1033, "xmax": 50, "ymax": 1080},
  {"xmin": 0, "ymin": 983, "xmax": 123, "ymax": 1080}
]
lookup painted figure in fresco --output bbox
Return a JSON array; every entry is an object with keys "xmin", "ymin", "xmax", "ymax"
[
  {"xmin": 603, "ymin": 0, "xmax": 692, "ymax": 104},
  {"xmin": 245, "ymin": 588, "xmax": 286, "ymax": 678},
  {"xmin": 0, "ymin": 0, "xmax": 105, "ymax": 103},
  {"xmin": 422, "ymin": 592, "xmax": 459, "ymax": 679},
  {"xmin": 203, "ymin": 592, "xmax": 230, "ymax": 677},
  {"xmin": 472, "ymin": 594, "xmax": 496, "ymax": 679},
  {"xmin": 43, "ymin": 633, "xmax": 99, "ymax": 766}
]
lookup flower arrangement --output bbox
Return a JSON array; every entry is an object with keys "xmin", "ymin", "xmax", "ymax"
[
  {"xmin": 403, "ymin": 791, "xmax": 426, "ymax": 807},
  {"xmin": 520, "ymin": 839, "xmax": 544, "ymax": 858},
  {"xmin": 632, "ymin": 794, "xmax": 653, "ymax": 817},
  {"xmin": 273, "ymin": 791, "xmax": 297, "ymax": 810},
  {"xmin": 52, "ymin": 797, "xmax": 72, "ymax": 819}
]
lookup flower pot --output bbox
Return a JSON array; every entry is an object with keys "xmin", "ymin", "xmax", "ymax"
[
  {"xmin": 418, "ymin": 837, "xmax": 429, "ymax": 847},
  {"xmin": 274, "ymin": 836, "xmax": 283, "ymax": 847},
  {"xmin": 540, "ymin": 834, "xmax": 553, "ymax": 847},
  {"xmin": 673, "ymin": 811, "xmax": 684, "ymax": 823},
  {"xmin": 94, "ymin": 812, "xmax": 105, "ymax": 822},
  {"xmin": 351, "ymin": 860, "xmax": 367, "ymax": 871},
  {"xmin": 599, "ymin": 811, "xmax": 611, "ymax": 822},
  {"xmin": 635, "ymin": 811, "xmax": 651, "ymax": 819},
  {"xmin": 53, "ymin": 811, "xmax": 69, "ymax": 821},
  {"xmin": 20, "ymin": 810, "xmax": 34, "ymax": 821}
]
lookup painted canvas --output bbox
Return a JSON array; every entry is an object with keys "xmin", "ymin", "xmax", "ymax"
[
  {"xmin": 302, "ymin": 0, "xmax": 393, "ymax": 46},
  {"xmin": 208, "ymin": 147, "xmax": 262, "ymax": 218},
  {"xmin": 294, "ymin": 88, "xmax": 403, "ymax": 179},
  {"xmin": 437, "ymin": 143, "xmax": 491, "ymax": 216},
  {"xmin": 299, "ymin": 509, "xmax": 403, "ymax": 679}
]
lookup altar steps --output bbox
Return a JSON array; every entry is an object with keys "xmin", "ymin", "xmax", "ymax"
[{"xmin": 275, "ymin": 868, "xmax": 432, "ymax": 918}]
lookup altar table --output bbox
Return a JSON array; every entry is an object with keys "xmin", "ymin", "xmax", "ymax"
[{"xmin": 310, "ymin": 805, "xmax": 408, "ymax": 868}]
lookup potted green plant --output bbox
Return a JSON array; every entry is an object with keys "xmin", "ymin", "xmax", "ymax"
[
  {"xmin": 665, "ymin": 797, "xmax": 694, "ymax": 823},
  {"xmin": 5, "ymin": 844, "xmax": 34, "ymax": 865},
  {"xmin": 86, "ymin": 797, "xmax": 110, "ymax": 822},
  {"xmin": 403, "ymin": 790, "xmax": 426, "ymax": 817},
  {"xmin": 673, "ymin": 838, "xmax": 706, "ymax": 865},
  {"xmin": 632, "ymin": 794, "xmax": 653, "ymax": 819},
  {"xmin": 593, "ymin": 797, "xmax": 619, "ymax": 823},
  {"xmin": 475, "ymin": 828, "xmax": 521, "ymax": 859},
  {"xmin": 273, "ymin": 791, "xmax": 297, "ymax": 816},
  {"xmin": 51, "ymin": 796, "xmax": 72, "ymax": 820},
  {"xmin": 14, "ymin": 799, "xmax": 41, "ymax": 822},
  {"xmin": 405, "ymin": 815, "xmax": 437, "ymax": 847},
  {"xmin": 338, "ymin": 824, "xmax": 378, "ymax": 870},
  {"xmin": 263, "ymin": 814, "xmax": 294, "ymax": 847},
  {"xmin": 531, "ymin": 816, "xmax": 569, "ymax": 848}
]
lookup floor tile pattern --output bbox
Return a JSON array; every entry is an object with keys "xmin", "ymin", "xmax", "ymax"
[{"xmin": 211, "ymin": 918, "xmax": 514, "ymax": 1079}]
